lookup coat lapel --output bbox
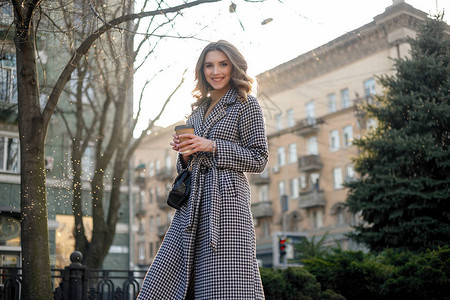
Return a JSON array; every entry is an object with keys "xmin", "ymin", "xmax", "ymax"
[{"xmin": 202, "ymin": 89, "xmax": 238, "ymax": 138}]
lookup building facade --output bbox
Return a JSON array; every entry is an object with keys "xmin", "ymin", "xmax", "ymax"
[
  {"xmin": 132, "ymin": 121, "xmax": 183, "ymax": 269},
  {"xmin": 0, "ymin": 1, "xmax": 133, "ymax": 271},
  {"xmin": 252, "ymin": 1, "xmax": 428, "ymax": 266},
  {"xmin": 0, "ymin": 2, "xmax": 22, "ymax": 272}
]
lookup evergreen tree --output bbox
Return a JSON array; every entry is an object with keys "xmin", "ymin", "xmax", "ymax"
[{"xmin": 346, "ymin": 15, "xmax": 450, "ymax": 252}]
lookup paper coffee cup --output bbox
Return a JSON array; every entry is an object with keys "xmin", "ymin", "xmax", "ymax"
[{"xmin": 175, "ymin": 124, "xmax": 194, "ymax": 154}]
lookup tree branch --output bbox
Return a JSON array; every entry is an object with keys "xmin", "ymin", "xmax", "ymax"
[
  {"xmin": 125, "ymin": 69, "xmax": 186, "ymax": 162},
  {"xmin": 43, "ymin": 0, "xmax": 221, "ymax": 127}
]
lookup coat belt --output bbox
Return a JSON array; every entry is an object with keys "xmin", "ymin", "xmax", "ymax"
[{"xmin": 186, "ymin": 155, "xmax": 221, "ymax": 251}]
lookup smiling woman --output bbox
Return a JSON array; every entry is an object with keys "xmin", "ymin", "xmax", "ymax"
[
  {"xmin": 138, "ymin": 40, "xmax": 268, "ymax": 300},
  {"xmin": 203, "ymin": 50, "xmax": 232, "ymax": 93}
]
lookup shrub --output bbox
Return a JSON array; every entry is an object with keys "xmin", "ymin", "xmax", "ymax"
[
  {"xmin": 302, "ymin": 249, "xmax": 391, "ymax": 300},
  {"xmin": 381, "ymin": 247, "xmax": 450, "ymax": 299},
  {"xmin": 261, "ymin": 267, "xmax": 344, "ymax": 300}
]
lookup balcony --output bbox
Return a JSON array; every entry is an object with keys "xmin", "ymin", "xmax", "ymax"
[
  {"xmin": 295, "ymin": 117, "xmax": 324, "ymax": 136},
  {"xmin": 251, "ymin": 201, "xmax": 274, "ymax": 218},
  {"xmin": 298, "ymin": 155, "xmax": 323, "ymax": 172},
  {"xmin": 249, "ymin": 170, "xmax": 270, "ymax": 185},
  {"xmin": 298, "ymin": 189, "xmax": 326, "ymax": 209},
  {"xmin": 157, "ymin": 223, "xmax": 170, "ymax": 237},
  {"xmin": 156, "ymin": 168, "xmax": 173, "ymax": 181},
  {"xmin": 135, "ymin": 208, "xmax": 146, "ymax": 218}
]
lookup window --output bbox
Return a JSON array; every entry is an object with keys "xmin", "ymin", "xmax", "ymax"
[
  {"xmin": 328, "ymin": 93, "xmax": 337, "ymax": 113},
  {"xmin": 329, "ymin": 130, "xmax": 340, "ymax": 151},
  {"xmin": 1, "ymin": 2, "xmax": 13, "ymax": 19},
  {"xmin": 0, "ymin": 136, "xmax": 20, "ymax": 173},
  {"xmin": 165, "ymin": 153, "xmax": 172, "ymax": 170},
  {"xmin": 139, "ymin": 191, "xmax": 145, "ymax": 210},
  {"xmin": 138, "ymin": 218, "xmax": 145, "ymax": 234},
  {"xmin": 286, "ymin": 109, "xmax": 295, "ymax": 127},
  {"xmin": 258, "ymin": 185, "xmax": 269, "ymax": 202},
  {"xmin": 346, "ymin": 164, "xmax": 355, "ymax": 179},
  {"xmin": 155, "ymin": 160, "xmax": 161, "ymax": 172},
  {"xmin": 299, "ymin": 175, "xmax": 306, "ymax": 189},
  {"xmin": 312, "ymin": 210, "xmax": 323, "ymax": 229},
  {"xmin": 288, "ymin": 143, "xmax": 297, "ymax": 164},
  {"xmin": 149, "ymin": 216, "xmax": 154, "ymax": 232},
  {"xmin": 364, "ymin": 78, "xmax": 376, "ymax": 97},
  {"xmin": 155, "ymin": 186, "xmax": 161, "ymax": 200},
  {"xmin": 275, "ymin": 113, "xmax": 283, "ymax": 131},
  {"xmin": 309, "ymin": 173, "xmax": 320, "ymax": 190},
  {"xmin": 148, "ymin": 162, "xmax": 155, "ymax": 177},
  {"xmin": 305, "ymin": 101, "xmax": 315, "ymax": 125},
  {"xmin": 307, "ymin": 137, "xmax": 318, "ymax": 155},
  {"xmin": 277, "ymin": 147, "xmax": 286, "ymax": 167},
  {"xmin": 0, "ymin": 53, "xmax": 17, "ymax": 104},
  {"xmin": 336, "ymin": 207, "xmax": 347, "ymax": 226},
  {"xmin": 278, "ymin": 181, "xmax": 286, "ymax": 197},
  {"xmin": 149, "ymin": 242, "xmax": 154, "ymax": 259},
  {"xmin": 138, "ymin": 242, "xmax": 145, "ymax": 261},
  {"xmin": 290, "ymin": 178, "xmax": 299, "ymax": 198},
  {"xmin": 149, "ymin": 188, "xmax": 154, "ymax": 203},
  {"xmin": 341, "ymin": 88, "xmax": 350, "ymax": 108},
  {"xmin": 155, "ymin": 214, "xmax": 161, "ymax": 227},
  {"xmin": 261, "ymin": 221, "xmax": 270, "ymax": 239},
  {"xmin": 343, "ymin": 126, "xmax": 353, "ymax": 147},
  {"xmin": 333, "ymin": 167, "xmax": 343, "ymax": 189}
]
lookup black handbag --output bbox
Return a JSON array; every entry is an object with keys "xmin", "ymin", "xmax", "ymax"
[{"xmin": 167, "ymin": 169, "xmax": 191, "ymax": 209}]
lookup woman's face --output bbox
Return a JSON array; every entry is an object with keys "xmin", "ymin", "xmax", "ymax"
[{"xmin": 203, "ymin": 50, "xmax": 232, "ymax": 94}]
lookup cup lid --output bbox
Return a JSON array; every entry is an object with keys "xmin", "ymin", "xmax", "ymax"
[{"xmin": 175, "ymin": 124, "xmax": 194, "ymax": 130}]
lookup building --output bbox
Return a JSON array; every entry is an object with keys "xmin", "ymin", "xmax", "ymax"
[
  {"xmin": 252, "ymin": 0, "xmax": 428, "ymax": 266},
  {"xmin": 132, "ymin": 121, "xmax": 183, "ymax": 269},
  {"xmin": 0, "ymin": 1, "xmax": 134, "ymax": 270},
  {"xmin": 0, "ymin": 2, "xmax": 21, "ymax": 271}
]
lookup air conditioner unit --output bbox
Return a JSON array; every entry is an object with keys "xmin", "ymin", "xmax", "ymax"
[
  {"xmin": 45, "ymin": 156, "xmax": 54, "ymax": 171},
  {"xmin": 271, "ymin": 165, "xmax": 280, "ymax": 174}
]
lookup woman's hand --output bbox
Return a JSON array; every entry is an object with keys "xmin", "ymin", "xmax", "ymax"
[
  {"xmin": 170, "ymin": 134, "xmax": 182, "ymax": 152},
  {"xmin": 172, "ymin": 133, "xmax": 215, "ymax": 156}
]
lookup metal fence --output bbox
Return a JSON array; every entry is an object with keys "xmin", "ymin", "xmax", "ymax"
[{"xmin": 0, "ymin": 251, "xmax": 147, "ymax": 300}]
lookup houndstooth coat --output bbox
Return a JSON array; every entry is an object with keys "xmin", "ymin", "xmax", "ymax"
[{"xmin": 138, "ymin": 88, "xmax": 268, "ymax": 299}]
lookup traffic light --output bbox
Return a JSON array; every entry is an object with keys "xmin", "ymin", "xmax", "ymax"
[{"xmin": 279, "ymin": 238, "xmax": 287, "ymax": 256}]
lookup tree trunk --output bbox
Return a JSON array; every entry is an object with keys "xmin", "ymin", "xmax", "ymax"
[
  {"xmin": 72, "ymin": 138, "xmax": 89, "ymax": 254},
  {"xmin": 15, "ymin": 18, "xmax": 53, "ymax": 300}
]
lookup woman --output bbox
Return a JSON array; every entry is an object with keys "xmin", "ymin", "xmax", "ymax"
[{"xmin": 138, "ymin": 40, "xmax": 268, "ymax": 299}]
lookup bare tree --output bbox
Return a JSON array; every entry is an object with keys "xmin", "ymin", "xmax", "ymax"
[
  {"xmin": 10, "ymin": 0, "xmax": 223, "ymax": 298},
  {"xmin": 51, "ymin": 0, "xmax": 192, "ymax": 269}
]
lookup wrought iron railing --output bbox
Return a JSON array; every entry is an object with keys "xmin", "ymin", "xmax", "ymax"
[{"xmin": 0, "ymin": 251, "xmax": 147, "ymax": 300}]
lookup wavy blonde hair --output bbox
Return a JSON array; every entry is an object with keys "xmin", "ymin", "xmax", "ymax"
[{"xmin": 192, "ymin": 40, "xmax": 254, "ymax": 109}]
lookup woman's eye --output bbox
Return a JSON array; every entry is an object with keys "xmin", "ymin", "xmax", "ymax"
[{"xmin": 221, "ymin": 63, "xmax": 228, "ymax": 67}]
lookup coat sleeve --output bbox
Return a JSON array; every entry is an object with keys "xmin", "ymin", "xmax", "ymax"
[{"xmin": 215, "ymin": 96, "xmax": 268, "ymax": 173}]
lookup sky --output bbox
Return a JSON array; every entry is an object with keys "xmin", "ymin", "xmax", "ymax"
[{"xmin": 133, "ymin": 0, "xmax": 449, "ymax": 133}]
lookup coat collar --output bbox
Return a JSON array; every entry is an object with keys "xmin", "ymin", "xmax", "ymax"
[{"xmin": 193, "ymin": 88, "xmax": 239, "ymax": 138}]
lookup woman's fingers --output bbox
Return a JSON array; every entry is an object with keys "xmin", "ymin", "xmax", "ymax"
[{"xmin": 178, "ymin": 136, "xmax": 211, "ymax": 154}]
